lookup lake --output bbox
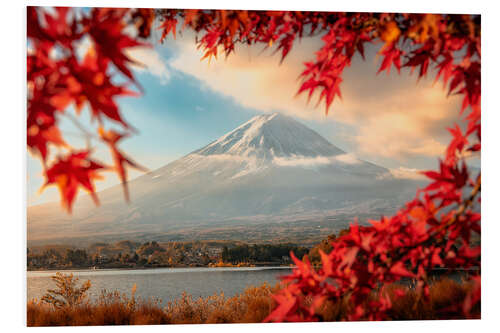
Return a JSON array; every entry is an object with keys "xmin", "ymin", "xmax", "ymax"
[{"xmin": 27, "ymin": 267, "xmax": 293, "ymax": 303}]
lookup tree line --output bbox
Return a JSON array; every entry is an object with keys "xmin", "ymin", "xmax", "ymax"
[{"xmin": 221, "ymin": 244, "xmax": 308, "ymax": 264}]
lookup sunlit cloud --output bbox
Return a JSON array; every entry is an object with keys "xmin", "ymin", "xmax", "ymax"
[{"xmin": 351, "ymin": 112, "xmax": 448, "ymax": 160}]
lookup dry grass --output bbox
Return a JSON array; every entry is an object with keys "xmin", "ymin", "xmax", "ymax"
[
  {"xmin": 27, "ymin": 277, "xmax": 479, "ymax": 326},
  {"xmin": 384, "ymin": 278, "xmax": 480, "ymax": 320},
  {"xmin": 27, "ymin": 282, "xmax": 279, "ymax": 326},
  {"xmin": 28, "ymin": 290, "xmax": 171, "ymax": 326},
  {"xmin": 162, "ymin": 283, "xmax": 278, "ymax": 324}
]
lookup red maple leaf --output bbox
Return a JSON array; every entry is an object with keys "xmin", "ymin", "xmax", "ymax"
[
  {"xmin": 27, "ymin": 124, "xmax": 66, "ymax": 161},
  {"xmin": 263, "ymin": 292, "xmax": 297, "ymax": 322},
  {"xmin": 377, "ymin": 42, "xmax": 402, "ymax": 74},
  {"xmin": 86, "ymin": 8, "xmax": 148, "ymax": 83},
  {"xmin": 68, "ymin": 49, "xmax": 138, "ymax": 127},
  {"xmin": 42, "ymin": 151, "xmax": 107, "ymax": 212},
  {"xmin": 389, "ymin": 261, "xmax": 416, "ymax": 278}
]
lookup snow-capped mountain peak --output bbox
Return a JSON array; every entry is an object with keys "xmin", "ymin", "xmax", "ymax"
[{"xmin": 194, "ymin": 112, "xmax": 345, "ymax": 160}]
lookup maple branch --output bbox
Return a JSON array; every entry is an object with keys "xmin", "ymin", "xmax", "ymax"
[
  {"xmin": 61, "ymin": 112, "xmax": 100, "ymax": 147},
  {"xmin": 433, "ymin": 173, "xmax": 481, "ymax": 236},
  {"xmin": 368, "ymin": 173, "xmax": 481, "ymax": 278}
]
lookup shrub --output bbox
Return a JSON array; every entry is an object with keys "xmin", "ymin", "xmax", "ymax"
[{"xmin": 41, "ymin": 272, "xmax": 91, "ymax": 309}]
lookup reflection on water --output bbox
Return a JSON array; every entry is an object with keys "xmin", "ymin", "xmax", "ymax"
[{"xmin": 27, "ymin": 267, "xmax": 292, "ymax": 303}]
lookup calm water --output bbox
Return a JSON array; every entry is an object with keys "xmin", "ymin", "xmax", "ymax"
[{"xmin": 27, "ymin": 267, "xmax": 292, "ymax": 303}]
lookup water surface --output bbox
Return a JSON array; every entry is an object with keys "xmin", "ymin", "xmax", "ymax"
[{"xmin": 27, "ymin": 267, "xmax": 292, "ymax": 303}]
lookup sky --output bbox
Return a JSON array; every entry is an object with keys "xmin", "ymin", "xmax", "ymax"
[{"xmin": 27, "ymin": 14, "xmax": 476, "ymax": 206}]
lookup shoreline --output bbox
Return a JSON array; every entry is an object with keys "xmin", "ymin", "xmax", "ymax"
[
  {"xmin": 27, "ymin": 265, "xmax": 295, "ymax": 273},
  {"xmin": 27, "ymin": 265, "xmax": 479, "ymax": 272}
]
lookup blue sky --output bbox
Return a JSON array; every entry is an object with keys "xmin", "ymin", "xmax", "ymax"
[{"xmin": 27, "ymin": 23, "xmax": 475, "ymax": 206}]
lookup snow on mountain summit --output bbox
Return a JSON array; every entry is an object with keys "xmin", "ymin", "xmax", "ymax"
[{"xmin": 194, "ymin": 112, "xmax": 345, "ymax": 160}]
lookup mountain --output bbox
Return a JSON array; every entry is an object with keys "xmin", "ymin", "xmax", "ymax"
[
  {"xmin": 28, "ymin": 113, "xmax": 419, "ymax": 245},
  {"xmin": 194, "ymin": 112, "xmax": 345, "ymax": 159}
]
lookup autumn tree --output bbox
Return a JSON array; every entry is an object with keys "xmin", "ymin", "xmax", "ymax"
[{"xmin": 27, "ymin": 7, "xmax": 480, "ymax": 321}]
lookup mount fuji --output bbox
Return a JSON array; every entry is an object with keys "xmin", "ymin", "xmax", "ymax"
[{"xmin": 28, "ymin": 113, "xmax": 420, "ymax": 245}]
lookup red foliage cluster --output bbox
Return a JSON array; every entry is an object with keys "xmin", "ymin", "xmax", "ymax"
[
  {"xmin": 27, "ymin": 7, "xmax": 148, "ymax": 211},
  {"xmin": 158, "ymin": 11, "xmax": 479, "ymax": 113},
  {"xmin": 156, "ymin": 9, "xmax": 481, "ymax": 321},
  {"xmin": 28, "ymin": 7, "xmax": 480, "ymax": 321}
]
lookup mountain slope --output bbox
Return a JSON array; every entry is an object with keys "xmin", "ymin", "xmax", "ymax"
[{"xmin": 28, "ymin": 113, "xmax": 418, "ymax": 244}]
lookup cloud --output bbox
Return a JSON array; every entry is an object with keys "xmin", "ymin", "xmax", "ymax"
[
  {"xmin": 387, "ymin": 167, "xmax": 427, "ymax": 180},
  {"xmin": 334, "ymin": 153, "xmax": 360, "ymax": 165},
  {"xmin": 126, "ymin": 47, "xmax": 171, "ymax": 85},
  {"xmin": 334, "ymin": 76, "xmax": 460, "ymax": 160},
  {"xmin": 170, "ymin": 36, "xmax": 322, "ymax": 118},
  {"xmin": 352, "ymin": 112, "xmax": 448, "ymax": 160},
  {"xmin": 192, "ymin": 152, "xmax": 361, "ymax": 170},
  {"xmin": 273, "ymin": 153, "xmax": 361, "ymax": 168},
  {"xmin": 169, "ymin": 35, "xmax": 462, "ymax": 160},
  {"xmin": 273, "ymin": 155, "xmax": 331, "ymax": 167}
]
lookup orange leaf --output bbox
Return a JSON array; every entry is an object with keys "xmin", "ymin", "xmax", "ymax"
[{"xmin": 379, "ymin": 21, "xmax": 400, "ymax": 44}]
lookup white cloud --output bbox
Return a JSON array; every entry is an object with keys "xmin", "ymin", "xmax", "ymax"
[
  {"xmin": 273, "ymin": 153, "xmax": 361, "ymax": 168},
  {"xmin": 273, "ymin": 155, "xmax": 331, "ymax": 167},
  {"xmin": 192, "ymin": 152, "xmax": 361, "ymax": 170},
  {"xmin": 388, "ymin": 167, "xmax": 427, "ymax": 180},
  {"xmin": 334, "ymin": 153, "xmax": 360, "ymax": 165},
  {"xmin": 126, "ymin": 47, "xmax": 171, "ymax": 85}
]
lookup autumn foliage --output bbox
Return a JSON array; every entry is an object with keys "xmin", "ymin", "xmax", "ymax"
[
  {"xmin": 27, "ymin": 7, "xmax": 147, "ymax": 211},
  {"xmin": 28, "ymin": 7, "xmax": 480, "ymax": 322}
]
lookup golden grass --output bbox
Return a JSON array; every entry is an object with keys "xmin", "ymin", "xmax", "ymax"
[
  {"xmin": 27, "ymin": 277, "xmax": 479, "ymax": 326},
  {"xmin": 27, "ymin": 282, "xmax": 279, "ymax": 326}
]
